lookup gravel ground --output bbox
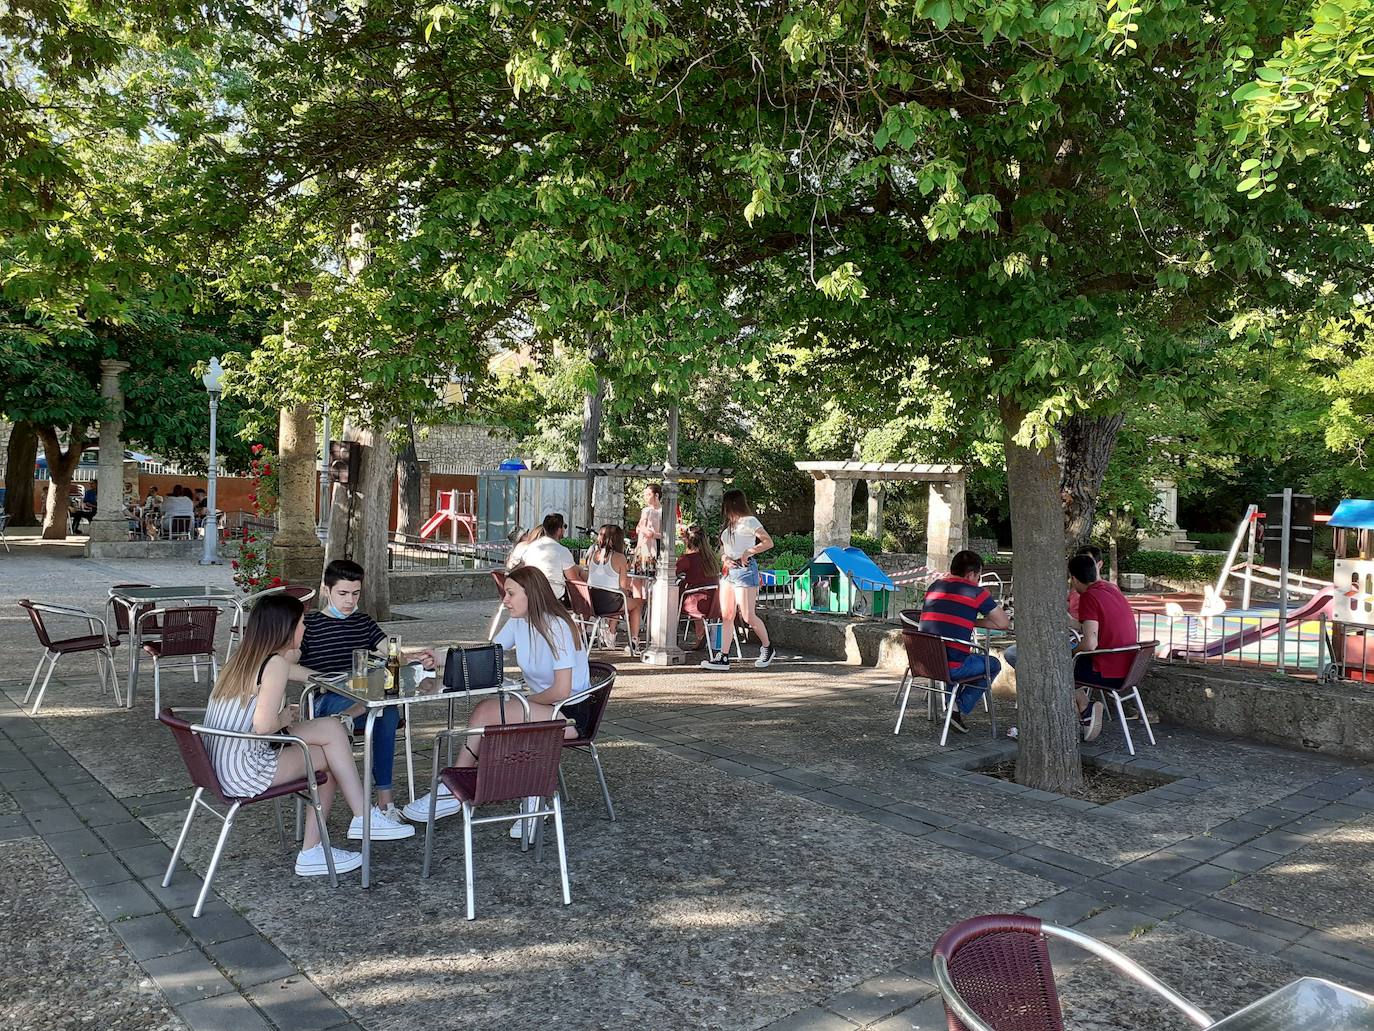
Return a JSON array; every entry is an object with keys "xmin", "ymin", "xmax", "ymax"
[{"xmin": 0, "ymin": 837, "xmax": 183, "ymax": 1031}]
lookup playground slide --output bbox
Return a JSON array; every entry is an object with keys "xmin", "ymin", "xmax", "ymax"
[
  {"xmin": 1169, "ymin": 587, "xmax": 1335, "ymax": 659},
  {"xmin": 418, "ymin": 511, "xmax": 448, "ymax": 540}
]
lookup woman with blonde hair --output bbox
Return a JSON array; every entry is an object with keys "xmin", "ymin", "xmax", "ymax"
[
  {"xmin": 202, "ymin": 594, "xmax": 380, "ymax": 877},
  {"xmin": 405, "ymin": 565, "xmax": 591, "ymax": 828},
  {"xmin": 701, "ymin": 489, "xmax": 776, "ymax": 670},
  {"xmin": 586, "ymin": 523, "xmax": 645, "ymax": 652}
]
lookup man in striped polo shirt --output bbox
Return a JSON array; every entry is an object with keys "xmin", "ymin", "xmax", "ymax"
[{"xmin": 919, "ymin": 550, "xmax": 1010, "ymax": 733}]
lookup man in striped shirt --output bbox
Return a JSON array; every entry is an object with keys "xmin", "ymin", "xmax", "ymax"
[
  {"xmin": 295, "ymin": 559, "xmax": 435, "ymax": 836},
  {"xmin": 919, "ymin": 550, "xmax": 1010, "ymax": 733}
]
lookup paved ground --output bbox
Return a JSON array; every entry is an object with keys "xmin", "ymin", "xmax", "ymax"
[{"xmin": 3, "ymin": 549, "xmax": 1374, "ymax": 1029}]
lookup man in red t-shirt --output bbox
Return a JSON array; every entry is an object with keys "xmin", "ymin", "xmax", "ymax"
[{"xmin": 1069, "ymin": 553, "xmax": 1138, "ymax": 742}]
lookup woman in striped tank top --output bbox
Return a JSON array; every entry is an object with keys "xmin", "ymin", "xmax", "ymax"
[{"xmin": 203, "ymin": 595, "xmax": 369, "ymax": 877}]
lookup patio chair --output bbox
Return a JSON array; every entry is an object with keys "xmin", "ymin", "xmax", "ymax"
[
  {"xmin": 420, "ymin": 719, "xmax": 572, "ymax": 920},
  {"xmin": 140, "ymin": 606, "xmax": 220, "ymax": 716},
  {"xmin": 565, "ymin": 580, "xmax": 618, "ymax": 650},
  {"xmin": 932, "ymin": 913, "xmax": 1213, "ymax": 1031},
  {"xmin": 166, "ymin": 514, "xmax": 194, "ymax": 540},
  {"xmin": 551, "ymin": 661, "xmax": 617, "ymax": 821},
  {"xmin": 678, "ymin": 582, "xmax": 725, "ymax": 649},
  {"xmin": 106, "ymin": 584, "xmax": 160, "ymax": 644},
  {"xmin": 0, "ymin": 511, "xmax": 10, "ymax": 552},
  {"xmin": 18, "ymin": 600, "xmax": 123, "ymax": 715},
  {"xmin": 1073, "ymin": 641, "xmax": 1160, "ymax": 756},
  {"xmin": 894, "ymin": 628, "xmax": 997, "ymax": 744},
  {"xmin": 487, "ymin": 569, "xmax": 508, "ymax": 639},
  {"xmin": 158, "ymin": 707, "xmax": 340, "ymax": 918}
]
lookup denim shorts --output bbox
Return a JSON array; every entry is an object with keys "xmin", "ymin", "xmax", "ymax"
[{"xmin": 725, "ymin": 558, "xmax": 760, "ymax": 589}]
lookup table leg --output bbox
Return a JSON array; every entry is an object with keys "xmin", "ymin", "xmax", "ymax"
[
  {"xmin": 361, "ymin": 709, "xmax": 377, "ymax": 888},
  {"xmin": 125, "ymin": 612, "xmax": 141, "ymax": 710}
]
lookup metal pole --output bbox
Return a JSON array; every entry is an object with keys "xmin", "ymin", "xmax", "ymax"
[
  {"xmin": 1241, "ymin": 508, "xmax": 1256, "ymax": 610},
  {"xmin": 1277, "ymin": 488, "xmax": 1292, "ymax": 673},
  {"xmin": 200, "ymin": 392, "xmax": 221, "ymax": 565},
  {"xmin": 317, "ymin": 406, "xmax": 331, "ymax": 542}
]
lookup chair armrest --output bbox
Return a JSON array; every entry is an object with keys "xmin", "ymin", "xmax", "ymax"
[
  {"xmin": 29, "ymin": 602, "xmax": 110, "ymax": 638},
  {"xmin": 550, "ymin": 686, "xmax": 599, "ymax": 716},
  {"xmin": 931, "ymin": 633, "xmax": 989, "ymax": 656},
  {"xmin": 190, "ymin": 722, "xmax": 323, "ymax": 784},
  {"xmin": 1074, "ymin": 643, "xmax": 1149, "ymax": 657}
]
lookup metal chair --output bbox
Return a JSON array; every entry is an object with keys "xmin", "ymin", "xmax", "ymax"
[
  {"xmin": 18, "ymin": 600, "xmax": 123, "ymax": 715},
  {"xmin": 105, "ymin": 583, "xmax": 159, "ymax": 644},
  {"xmin": 551, "ymin": 661, "xmax": 617, "ymax": 820},
  {"xmin": 158, "ymin": 707, "xmax": 339, "ymax": 918},
  {"xmin": 565, "ymin": 580, "xmax": 617, "ymax": 649},
  {"xmin": 140, "ymin": 606, "xmax": 221, "ymax": 716},
  {"xmin": 894, "ymin": 628, "xmax": 997, "ymax": 744},
  {"xmin": 677, "ymin": 582, "xmax": 721, "ymax": 647},
  {"xmin": 1074, "ymin": 641, "xmax": 1160, "ymax": 755},
  {"xmin": 932, "ymin": 913, "xmax": 1212, "ymax": 1031},
  {"xmin": 0, "ymin": 511, "xmax": 10, "ymax": 552},
  {"xmin": 167, "ymin": 514, "xmax": 194, "ymax": 540},
  {"xmin": 487, "ymin": 569, "xmax": 508, "ymax": 639},
  {"xmin": 421, "ymin": 720, "xmax": 572, "ymax": 920},
  {"xmin": 282, "ymin": 585, "xmax": 316, "ymax": 604}
]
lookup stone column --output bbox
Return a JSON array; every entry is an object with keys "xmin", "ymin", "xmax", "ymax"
[
  {"xmin": 85, "ymin": 359, "xmax": 131, "ymax": 546},
  {"xmin": 419, "ymin": 461, "xmax": 433, "ymax": 523},
  {"xmin": 643, "ymin": 405, "xmax": 684, "ymax": 666},
  {"xmin": 865, "ymin": 481, "xmax": 885, "ymax": 539},
  {"xmin": 592, "ymin": 473, "xmax": 624, "ymax": 530},
  {"xmin": 812, "ymin": 475, "xmax": 854, "ymax": 555},
  {"xmin": 272, "ymin": 401, "xmax": 324, "ymax": 584},
  {"xmin": 926, "ymin": 478, "xmax": 967, "ymax": 572}
]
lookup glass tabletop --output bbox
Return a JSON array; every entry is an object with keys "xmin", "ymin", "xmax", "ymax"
[
  {"xmin": 111, "ymin": 586, "xmax": 236, "ymax": 602},
  {"xmin": 308, "ymin": 663, "xmax": 522, "ymax": 708},
  {"xmin": 1205, "ymin": 978, "xmax": 1374, "ymax": 1030}
]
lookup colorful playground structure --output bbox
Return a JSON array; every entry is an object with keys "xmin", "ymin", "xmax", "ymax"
[{"xmin": 418, "ymin": 489, "xmax": 477, "ymax": 546}]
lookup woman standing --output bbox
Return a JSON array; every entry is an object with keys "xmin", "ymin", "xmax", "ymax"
[
  {"xmin": 702, "ymin": 490, "xmax": 776, "ymax": 670},
  {"xmin": 633, "ymin": 483, "xmax": 662, "ymax": 569},
  {"xmin": 586, "ymin": 524, "xmax": 645, "ymax": 652},
  {"xmin": 201, "ymin": 595, "xmax": 397, "ymax": 878}
]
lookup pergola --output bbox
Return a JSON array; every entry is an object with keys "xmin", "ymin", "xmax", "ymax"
[
  {"xmin": 795, "ymin": 461, "xmax": 966, "ymax": 571},
  {"xmin": 587, "ymin": 462, "xmax": 734, "ymax": 531}
]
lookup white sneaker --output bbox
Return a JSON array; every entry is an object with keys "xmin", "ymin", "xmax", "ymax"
[
  {"xmin": 348, "ymin": 805, "xmax": 417, "ymax": 840},
  {"xmin": 378, "ymin": 803, "xmax": 407, "ymax": 825},
  {"xmin": 509, "ymin": 795, "xmax": 542, "ymax": 839},
  {"xmin": 598, "ymin": 626, "xmax": 616, "ymax": 649},
  {"xmin": 403, "ymin": 786, "xmax": 462, "ymax": 823},
  {"xmin": 295, "ymin": 843, "xmax": 363, "ymax": 876}
]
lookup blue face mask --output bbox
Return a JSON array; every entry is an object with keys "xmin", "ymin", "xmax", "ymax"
[{"xmin": 326, "ymin": 605, "xmax": 349, "ymax": 619}]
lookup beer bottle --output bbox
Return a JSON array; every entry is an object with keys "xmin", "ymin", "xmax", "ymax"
[{"xmin": 384, "ymin": 636, "xmax": 401, "ymax": 697}]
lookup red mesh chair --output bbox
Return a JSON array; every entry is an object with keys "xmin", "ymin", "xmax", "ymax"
[
  {"xmin": 420, "ymin": 719, "xmax": 571, "ymax": 920},
  {"xmin": 932, "ymin": 914, "xmax": 1213, "ymax": 1031},
  {"xmin": 895, "ymin": 629, "xmax": 997, "ymax": 744},
  {"xmin": 105, "ymin": 583, "xmax": 159, "ymax": 642},
  {"xmin": 282, "ymin": 585, "xmax": 317, "ymax": 604},
  {"xmin": 18, "ymin": 600, "xmax": 123, "ymax": 715},
  {"xmin": 487, "ymin": 569, "xmax": 509, "ymax": 638},
  {"xmin": 551, "ymin": 661, "xmax": 617, "ymax": 820},
  {"xmin": 158, "ymin": 707, "xmax": 338, "ymax": 917},
  {"xmin": 140, "ymin": 606, "xmax": 221, "ymax": 716},
  {"xmin": 1073, "ymin": 641, "xmax": 1160, "ymax": 755}
]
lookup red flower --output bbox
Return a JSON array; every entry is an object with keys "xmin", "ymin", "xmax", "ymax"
[
  {"xmin": 271, "ymin": 576, "xmax": 283, "ymax": 586},
  {"xmin": 251, "ymin": 443, "xmax": 264, "ymax": 454},
  {"xmin": 261, "ymin": 463, "xmax": 271, "ymax": 475},
  {"xmin": 231, "ymin": 560, "xmax": 239, "ymax": 570}
]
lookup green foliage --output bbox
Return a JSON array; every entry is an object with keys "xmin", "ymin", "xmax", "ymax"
[
  {"xmin": 1120, "ymin": 551, "xmax": 1228, "ymax": 581},
  {"xmin": 850, "ymin": 533, "xmax": 885, "ymax": 556},
  {"xmin": 770, "ymin": 552, "xmax": 811, "ymax": 573}
]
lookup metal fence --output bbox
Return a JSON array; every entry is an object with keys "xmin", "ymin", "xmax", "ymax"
[
  {"xmin": 386, "ymin": 534, "xmax": 511, "ymax": 572},
  {"xmin": 1135, "ymin": 609, "xmax": 1330, "ymax": 676}
]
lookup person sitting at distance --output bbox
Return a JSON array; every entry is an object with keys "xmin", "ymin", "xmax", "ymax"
[
  {"xmin": 918, "ymin": 550, "xmax": 1011, "ymax": 733},
  {"xmin": 1068, "ymin": 553, "xmax": 1140, "ymax": 742}
]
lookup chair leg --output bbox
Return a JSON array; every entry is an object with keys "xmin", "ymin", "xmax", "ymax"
[
  {"xmin": 983, "ymin": 679, "xmax": 997, "ymax": 739},
  {"xmin": 23, "ymin": 652, "xmax": 51, "ymax": 705},
  {"xmin": 534, "ymin": 801, "xmax": 545, "ymax": 863},
  {"xmin": 589, "ymin": 744, "xmax": 615, "ymax": 821},
  {"xmin": 163, "ymin": 788, "xmax": 203, "ymax": 886},
  {"xmin": 894, "ymin": 672, "xmax": 913, "ymax": 734},
  {"xmin": 552, "ymin": 793, "xmax": 571, "ymax": 906},
  {"xmin": 463, "ymin": 804, "xmax": 476, "ymax": 920},
  {"xmin": 210, "ymin": 655, "xmax": 219, "ymax": 682},
  {"xmin": 403, "ymin": 704, "xmax": 415, "ymax": 803},
  {"xmin": 1130, "ymin": 688, "xmax": 1157, "ymax": 745},
  {"xmin": 939, "ymin": 682, "xmax": 956, "ymax": 746},
  {"xmin": 191, "ymin": 656, "xmax": 199, "ymax": 684},
  {"xmin": 421, "ymin": 787, "xmax": 439, "ymax": 879},
  {"xmin": 558, "ymin": 766, "xmax": 570, "ymax": 802},
  {"xmin": 1112, "ymin": 691, "xmax": 1136, "ymax": 755},
  {"xmin": 272, "ymin": 798, "xmax": 287, "ymax": 845},
  {"xmin": 194, "ymin": 801, "xmax": 239, "ymax": 918},
  {"xmin": 29, "ymin": 653, "xmax": 60, "ymax": 715},
  {"xmin": 104, "ymin": 646, "xmax": 124, "ymax": 706},
  {"xmin": 307, "ymin": 785, "xmax": 338, "ymax": 888}
]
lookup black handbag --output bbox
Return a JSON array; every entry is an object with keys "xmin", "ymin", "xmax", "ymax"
[{"xmin": 443, "ymin": 643, "xmax": 507, "ymax": 719}]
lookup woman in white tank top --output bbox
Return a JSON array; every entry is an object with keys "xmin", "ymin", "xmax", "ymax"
[{"xmin": 585, "ymin": 524, "xmax": 644, "ymax": 651}]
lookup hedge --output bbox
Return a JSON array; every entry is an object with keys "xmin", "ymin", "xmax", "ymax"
[{"xmin": 1119, "ymin": 551, "xmax": 1227, "ymax": 581}]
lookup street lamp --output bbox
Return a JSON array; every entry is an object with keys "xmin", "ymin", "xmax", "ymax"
[{"xmin": 200, "ymin": 357, "xmax": 224, "ymax": 565}]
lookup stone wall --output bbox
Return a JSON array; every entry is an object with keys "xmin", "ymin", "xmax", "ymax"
[{"xmin": 416, "ymin": 424, "xmax": 520, "ymax": 474}]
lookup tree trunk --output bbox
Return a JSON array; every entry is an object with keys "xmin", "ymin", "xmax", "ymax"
[
  {"xmin": 1108, "ymin": 516, "xmax": 1120, "ymax": 586},
  {"xmin": 1060, "ymin": 411, "xmax": 1125, "ymax": 551},
  {"xmin": 396, "ymin": 418, "xmax": 422, "ymax": 538},
  {"xmin": 577, "ymin": 345, "xmax": 606, "ymax": 534},
  {"xmin": 324, "ymin": 418, "xmax": 396, "ymax": 620},
  {"xmin": 1004, "ymin": 400, "xmax": 1083, "ymax": 794},
  {"xmin": 4, "ymin": 421, "xmax": 39, "ymax": 527},
  {"xmin": 36, "ymin": 424, "xmax": 87, "ymax": 540}
]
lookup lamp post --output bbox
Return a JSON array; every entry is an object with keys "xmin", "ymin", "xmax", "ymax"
[{"xmin": 200, "ymin": 357, "xmax": 224, "ymax": 565}]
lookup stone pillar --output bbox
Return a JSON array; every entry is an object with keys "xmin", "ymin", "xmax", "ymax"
[
  {"xmin": 272, "ymin": 401, "xmax": 324, "ymax": 584},
  {"xmin": 592, "ymin": 473, "xmax": 624, "ymax": 530},
  {"xmin": 865, "ymin": 482, "xmax": 885, "ymax": 539},
  {"xmin": 643, "ymin": 405, "xmax": 684, "ymax": 666},
  {"xmin": 812, "ymin": 475, "xmax": 854, "ymax": 555},
  {"xmin": 696, "ymin": 479, "xmax": 724, "ymax": 522},
  {"xmin": 419, "ymin": 460, "xmax": 433, "ymax": 523},
  {"xmin": 85, "ymin": 359, "xmax": 131, "ymax": 546},
  {"xmin": 926, "ymin": 479, "xmax": 967, "ymax": 572}
]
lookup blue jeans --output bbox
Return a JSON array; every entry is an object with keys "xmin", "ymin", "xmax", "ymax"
[
  {"xmin": 313, "ymin": 691, "xmax": 399, "ymax": 792},
  {"xmin": 948, "ymin": 654, "xmax": 1001, "ymax": 715}
]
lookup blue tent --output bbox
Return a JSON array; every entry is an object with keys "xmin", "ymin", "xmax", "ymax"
[
  {"xmin": 792, "ymin": 546, "xmax": 896, "ymax": 616},
  {"xmin": 1329, "ymin": 500, "xmax": 1374, "ymax": 530}
]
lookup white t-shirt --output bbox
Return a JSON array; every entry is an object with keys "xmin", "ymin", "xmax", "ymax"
[
  {"xmin": 494, "ymin": 616, "xmax": 591, "ymax": 697},
  {"xmin": 720, "ymin": 516, "xmax": 765, "ymax": 561},
  {"xmin": 520, "ymin": 536, "xmax": 576, "ymax": 595}
]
